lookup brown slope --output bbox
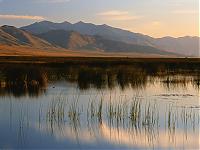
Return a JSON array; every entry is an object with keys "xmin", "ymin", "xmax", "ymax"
[
  {"xmin": 67, "ymin": 31, "xmax": 96, "ymax": 49},
  {"xmin": 37, "ymin": 30, "xmax": 98, "ymax": 50},
  {"xmin": 0, "ymin": 28, "xmax": 19, "ymax": 45},
  {"xmin": 0, "ymin": 25, "xmax": 54, "ymax": 48}
]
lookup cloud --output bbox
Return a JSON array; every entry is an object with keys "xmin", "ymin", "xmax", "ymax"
[
  {"xmin": 98, "ymin": 10, "xmax": 141, "ymax": 21},
  {"xmin": 34, "ymin": 0, "xmax": 71, "ymax": 3},
  {"xmin": 0, "ymin": 15, "xmax": 45, "ymax": 20},
  {"xmin": 151, "ymin": 21, "xmax": 161, "ymax": 26},
  {"xmin": 0, "ymin": 0, "xmax": 71, "ymax": 3},
  {"xmin": 172, "ymin": 10, "xmax": 198, "ymax": 14},
  {"xmin": 98, "ymin": 11, "xmax": 129, "ymax": 16}
]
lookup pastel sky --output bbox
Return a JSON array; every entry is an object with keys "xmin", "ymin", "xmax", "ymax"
[{"xmin": 0, "ymin": 0, "xmax": 199, "ymax": 37}]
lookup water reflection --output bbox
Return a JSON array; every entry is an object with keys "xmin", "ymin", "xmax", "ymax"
[
  {"xmin": 0, "ymin": 62, "xmax": 199, "ymax": 149},
  {"xmin": 0, "ymin": 63, "xmax": 199, "ymax": 97},
  {"xmin": 0, "ymin": 66, "xmax": 47, "ymax": 97},
  {"xmin": 5, "ymin": 95, "xmax": 199, "ymax": 149}
]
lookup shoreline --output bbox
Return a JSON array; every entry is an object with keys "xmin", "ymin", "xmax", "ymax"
[{"xmin": 0, "ymin": 56, "xmax": 199, "ymax": 64}]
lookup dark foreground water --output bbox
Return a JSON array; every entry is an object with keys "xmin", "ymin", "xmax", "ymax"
[{"xmin": 0, "ymin": 62, "xmax": 199, "ymax": 149}]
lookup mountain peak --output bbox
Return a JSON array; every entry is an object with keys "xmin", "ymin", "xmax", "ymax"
[
  {"xmin": 75, "ymin": 21, "xmax": 86, "ymax": 25},
  {"xmin": 98, "ymin": 24, "xmax": 109, "ymax": 28},
  {"xmin": 61, "ymin": 21, "xmax": 71, "ymax": 24},
  {"xmin": 102, "ymin": 24, "xmax": 108, "ymax": 26},
  {"xmin": 37, "ymin": 20, "xmax": 55, "ymax": 24},
  {"xmin": 77, "ymin": 21, "xmax": 84, "ymax": 23},
  {"xmin": 1, "ymin": 25, "xmax": 21, "ymax": 34},
  {"xmin": 35, "ymin": 20, "xmax": 72, "ymax": 25},
  {"xmin": 1, "ymin": 25, "xmax": 17, "ymax": 29}
]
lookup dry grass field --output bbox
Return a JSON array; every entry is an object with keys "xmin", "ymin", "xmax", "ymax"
[{"xmin": 0, "ymin": 45, "xmax": 176, "ymax": 58}]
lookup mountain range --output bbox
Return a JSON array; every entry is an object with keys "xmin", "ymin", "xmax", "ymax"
[{"xmin": 0, "ymin": 20, "xmax": 199, "ymax": 57}]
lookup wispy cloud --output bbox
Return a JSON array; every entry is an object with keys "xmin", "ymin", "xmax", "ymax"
[
  {"xmin": 98, "ymin": 11, "xmax": 129, "ymax": 16},
  {"xmin": 98, "ymin": 10, "xmax": 141, "ymax": 21},
  {"xmin": 0, "ymin": 0, "xmax": 71, "ymax": 3},
  {"xmin": 35, "ymin": 0, "xmax": 71, "ymax": 3},
  {"xmin": 151, "ymin": 21, "xmax": 161, "ymax": 26},
  {"xmin": 0, "ymin": 15, "xmax": 45, "ymax": 20},
  {"xmin": 172, "ymin": 10, "xmax": 198, "ymax": 14}
]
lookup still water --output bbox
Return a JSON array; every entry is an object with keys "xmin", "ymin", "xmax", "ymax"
[{"xmin": 0, "ymin": 63, "xmax": 199, "ymax": 149}]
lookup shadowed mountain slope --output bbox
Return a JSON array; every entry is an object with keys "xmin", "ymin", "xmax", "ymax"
[
  {"xmin": 37, "ymin": 29, "xmax": 176, "ymax": 55},
  {"xmin": 21, "ymin": 21, "xmax": 153, "ymax": 46},
  {"xmin": 21, "ymin": 21, "xmax": 199, "ymax": 56},
  {"xmin": 37, "ymin": 30, "xmax": 95, "ymax": 49}
]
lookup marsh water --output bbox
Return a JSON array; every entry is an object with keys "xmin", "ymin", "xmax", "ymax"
[{"xmin": 0, "ymin": 62, "xmax": 199, "ymax": 149}]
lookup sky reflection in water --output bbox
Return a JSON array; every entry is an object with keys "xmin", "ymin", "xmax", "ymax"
[{"xmin": 0, "ymin": 64, "xmax": 199, "ymax": 149}]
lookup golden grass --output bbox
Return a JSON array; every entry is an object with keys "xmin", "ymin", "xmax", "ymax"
[{"xmin": 0, "ymin": 45, "xmax": 175, "ymax": 58}]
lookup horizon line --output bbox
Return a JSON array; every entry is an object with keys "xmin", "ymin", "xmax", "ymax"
[{"xmin": 1, "ymin": 20, "xmax": 199, "ymax": 39}]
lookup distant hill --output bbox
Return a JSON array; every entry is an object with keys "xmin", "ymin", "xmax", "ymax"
[
  {"xmin": 21, "ymin": 21, "xmax": 199, "ymax": 57},
  {"xmin": 153, "ymin": 36, "xmax": 200, "ymax": 57},
  {"xmin": 37, "ymin": 29, "xmax": 175, "ymax": 55},
  {"xmin": 0, "ymin": 25, "xmax": 53, "ymax": 48}
]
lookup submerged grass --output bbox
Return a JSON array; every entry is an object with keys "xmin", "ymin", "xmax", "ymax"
[
  {"xmin": 68, "ymin": 99, "xmax": 81, "ymax": 123},
  {"xmin": 13, "ymin": 92, "xmax": 197, "ymax": 135},
  {"xmin": 13, "ymin": 93, "xmax": 199, "ymax": 146},
  {"xmin": 46, "ymin": 95, "xmax": 66, "ymax": 128}
]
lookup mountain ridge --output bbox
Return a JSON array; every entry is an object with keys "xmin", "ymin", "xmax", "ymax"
[
  {"xmin": 21, "ymin": 21, "xmax": 199, "ymax": 56},
  {"xmin": 37, "ymin": 29, "xmax": 174, "ymax": 55},
  {"xmin": 0, "ymin": 25, "xmax": 178, "ymax": 56}
]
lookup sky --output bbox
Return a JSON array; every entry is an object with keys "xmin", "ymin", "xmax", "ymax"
[{"xmin": 0, "ymin": 0, "xmax": 199, "ymax": 38}]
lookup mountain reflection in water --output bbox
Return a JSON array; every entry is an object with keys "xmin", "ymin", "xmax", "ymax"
[
  {"xmin": 0, "ymin": 66, "xmax": 47, "ymax": 97},
  {"xmin": 0, "ymin": 63, "xmax": 199, "ymax": 97},
  {"xmin": 0, "ymin": 62, "xmax": 199, "ymax": 149}
]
